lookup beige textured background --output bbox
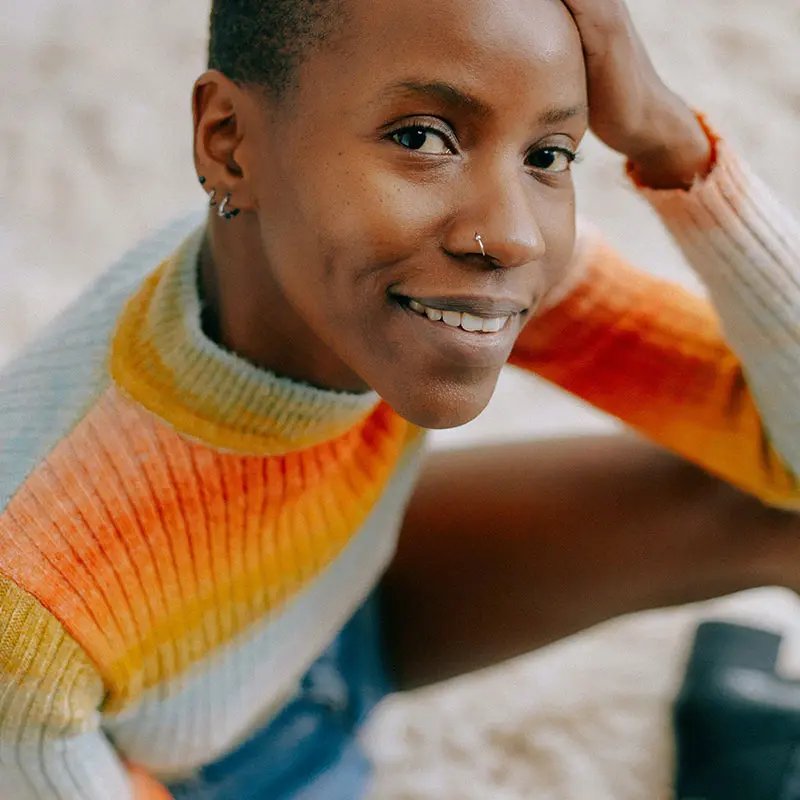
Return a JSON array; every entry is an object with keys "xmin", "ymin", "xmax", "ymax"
[{"xmin": 2, "ymin": 2, "xmax": 800, "ymax": 797}]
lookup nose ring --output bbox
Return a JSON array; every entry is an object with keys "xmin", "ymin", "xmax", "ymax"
[{"xmin": 474, "ymin": 232, "xmax": 486, "ymax": 257}]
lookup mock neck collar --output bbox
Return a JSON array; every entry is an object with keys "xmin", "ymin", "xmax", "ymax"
[{"xmin": 110, "ymin": 227, "xmax": 382, "ymax": 454}]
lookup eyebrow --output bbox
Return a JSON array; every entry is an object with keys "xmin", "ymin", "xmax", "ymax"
[
  {"xmin": 384, "ymin": 80, "xmax": 492, "ymax": 117},
  {"xmin": 537, "ymin": 103, "xmax": 588, "ymax": 126},
  {"xmin": 382, "ymin": 80, "xmax": 587, "ymax": 126}
]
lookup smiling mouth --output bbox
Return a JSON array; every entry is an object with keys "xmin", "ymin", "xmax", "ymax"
[
  {"xmin": 403, "ymin": 297, "xmax": 511, "ymax": 333},
  {"xmin": 392, "ymin": 294, "xmax": 528, "ymax": 335}
]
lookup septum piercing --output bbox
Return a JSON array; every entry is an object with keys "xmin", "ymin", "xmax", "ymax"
[{"xmin": 475, "ymin": 232, "xmax": 486, "ymax": 257}]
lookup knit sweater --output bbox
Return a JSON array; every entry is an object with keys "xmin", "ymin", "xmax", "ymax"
[{"xmin": 1, "ymin": 135, "xmax": 799, "ymax": 800}]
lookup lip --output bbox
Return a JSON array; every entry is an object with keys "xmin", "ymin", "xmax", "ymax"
[
  {"xmin": 394, "ymin": 294, "xmax": 529, "ymax": 318},
  {"xmin": 391, "ymin": 296, "xmax": 523, "ymax": 369}
]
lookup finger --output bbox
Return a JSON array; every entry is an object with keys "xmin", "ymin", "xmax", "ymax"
[
  {"xmin": 558, "ymin": 0, "xmax": 640, "ymax": 64},
  {"xmin": 558, "ymin": 0, "xmax": 632, "ymax": 35}
]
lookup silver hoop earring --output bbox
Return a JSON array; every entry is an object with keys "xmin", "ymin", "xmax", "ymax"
[
  {"xmin": 208, "ymin": 189, "xmax": 218, "ymax": 207},
  {"xmin": 474, "ymin": 232, "xmax": 486, "ymax": 257},
  {"xmin": 216, "ymin": 193, "xmax": 240, "ymax": 220},
  {"xmin": 217, "ymin": 193, "xmax": 231, "ymax": 218}
]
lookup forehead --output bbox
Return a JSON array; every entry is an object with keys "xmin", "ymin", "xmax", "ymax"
[{"xmin": 308, "ymin": 0, "xmax": 586, "ymax": 114}]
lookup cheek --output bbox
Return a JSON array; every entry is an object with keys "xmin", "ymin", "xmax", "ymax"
[
  {"xmin": 257, "ymin": 161, "xmax": 447, "ymax": 327},
  {"xmin": 315, "ymin": 167, "xmax": 450, "ymax": 267},
  {"xmin": 536, "ymin": 185, "xmax": 578, "ymax": 282}
]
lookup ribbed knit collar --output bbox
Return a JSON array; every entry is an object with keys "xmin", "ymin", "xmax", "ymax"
[{"xmin": 110, "ymin": 227, "xmax": 382, "ymax": 454}]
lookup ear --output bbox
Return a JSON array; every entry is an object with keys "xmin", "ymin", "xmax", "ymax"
[{"xmin": 192, "ymin": 70, "xmax": 260, "ymax": 212}]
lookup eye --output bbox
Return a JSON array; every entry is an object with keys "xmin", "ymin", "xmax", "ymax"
[
  {"xmin": 526, "ymin": 147, "xmax": 577, "ymax": 174},
  {"xmin": 391, "ymin": 126, "xmax": 454, "ymax": 155}
]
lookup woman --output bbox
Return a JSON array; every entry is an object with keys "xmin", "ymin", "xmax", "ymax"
[{"xmin": 0, "ymin": 0, "xmax": 798, "ymax": 797}]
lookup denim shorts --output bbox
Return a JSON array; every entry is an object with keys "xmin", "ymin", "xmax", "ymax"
[{"xmin": 167, "ymin": 590, "xmax": 394, "ymax": 800}]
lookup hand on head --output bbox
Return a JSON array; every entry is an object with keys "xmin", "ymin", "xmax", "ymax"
[{"xmin": 560, "ymin": 0, "xmax": 712, "ymax": 187}]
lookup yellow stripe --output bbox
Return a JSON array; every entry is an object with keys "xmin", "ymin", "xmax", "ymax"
[
  {"xmin": 0, "ymin": 387, "xmax": 417, "ymax": 712},
  {"xmin": 110, "ymin": 245, "xmax": 381, "ymax": 455},
  {"xmin": 0, "ymin": 574, "xmax": 103, "ymax": 739}
]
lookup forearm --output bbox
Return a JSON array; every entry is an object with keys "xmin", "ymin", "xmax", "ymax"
[
  {"xmin": 512, "ymin": 134, "xmax": 800, "ymax": 508},
  {"xmin": 637, "ymin": 134, "xmax": 800, "ymax": 476},
  {"xmin": 510, "ymin": 246, "xmax": 800, "ymax": 507},
  {"xmin": 558, "ymin": 0, "xmax": 800, "ymax": 481}
]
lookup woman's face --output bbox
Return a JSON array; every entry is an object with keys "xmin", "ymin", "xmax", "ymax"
[{"xmin": 242, "ymin": 0, "xmax": 588, "ymax": 429}]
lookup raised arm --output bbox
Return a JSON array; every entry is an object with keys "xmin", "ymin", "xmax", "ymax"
[
  {"xmin": 510, "ymin": 0, "xmax": 800, "ymax": 506},
  {"xmin": 510, "ymin": 160, "xmax": 800, "ymax": 508}
]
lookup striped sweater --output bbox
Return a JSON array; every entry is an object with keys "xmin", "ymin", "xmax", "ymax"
[{"xmin": 1, "ymin": 135, "xmax": 799, "ymax": 799}]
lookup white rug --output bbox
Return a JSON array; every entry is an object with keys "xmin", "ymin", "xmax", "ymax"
[{"xmin": 3, "ymin": 2, "xmax": 800, "ymax": 797}]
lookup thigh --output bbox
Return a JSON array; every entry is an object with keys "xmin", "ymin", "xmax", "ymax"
[{"xmin": 381, "ymin": 433, "xmax": 757, "ymax": 690}]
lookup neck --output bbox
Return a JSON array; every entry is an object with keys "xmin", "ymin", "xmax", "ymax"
[
  {"xmin": 200, "ymin": 213, "xmax": 370, "ymax": 393},
  {"xmin": 109, "ymin": 225, "xmax": 383, "ymax": 454}
]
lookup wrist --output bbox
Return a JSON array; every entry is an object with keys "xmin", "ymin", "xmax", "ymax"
[{"xmin": 627, "ymin": 98, "xmax": 715, "ymax": 190}]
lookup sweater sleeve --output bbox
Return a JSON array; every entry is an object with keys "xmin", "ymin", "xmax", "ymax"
[
  {"xmin": 0, "ymin": 576, "xmax": 171, "ymax": 800},
  {"xmin": 509, "ymin": 137, "xmax": 800, "ymax": 509},
  {"xmin": 637, "ymin": 135, "xmax": 800, "ymax": 475}
]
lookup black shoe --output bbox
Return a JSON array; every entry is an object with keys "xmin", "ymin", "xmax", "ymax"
[{"xmin": 674, "ymin": 620, "xmax": 800, "ymax": 800}]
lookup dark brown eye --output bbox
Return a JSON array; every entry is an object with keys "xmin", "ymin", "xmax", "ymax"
[
  {"xmin": 527, "ymin": 147, "xmax": 575, "ymax": 173},
  {"xmin": 392, "ymin": 126, "xmax": 452, "ymax": 154}
]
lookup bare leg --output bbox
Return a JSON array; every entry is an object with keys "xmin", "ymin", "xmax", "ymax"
[{"xmin": 382, "ymin": 434, "xmax": 796, "ymax": 690}]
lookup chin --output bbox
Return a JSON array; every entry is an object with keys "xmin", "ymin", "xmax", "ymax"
[{"xmin": 379, "ymin": 373, "xmax": 498, "ymax": 430}]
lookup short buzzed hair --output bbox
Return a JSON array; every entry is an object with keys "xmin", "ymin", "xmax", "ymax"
[{"xmin": 208, "ymin": 0, "xmax": 344, "ymax": 97}]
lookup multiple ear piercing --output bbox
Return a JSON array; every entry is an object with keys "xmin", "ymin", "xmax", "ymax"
[{"xmin": 198, "ymin": 176, "xmax": 240, "ymax": 220}]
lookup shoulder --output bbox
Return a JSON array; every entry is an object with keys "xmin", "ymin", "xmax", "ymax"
[{"xmin": 0, "ymin": 213, "xmax": 202, "ymax": 511}]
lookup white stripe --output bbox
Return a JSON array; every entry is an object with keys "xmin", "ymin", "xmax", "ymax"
[
  {"xmin": 103, "ymin": 441, "xmax": 425, "ymax": 780},
  {"xmin": 641, "ymin": 140, "xmax": 800, "ymax": 477},
  {"xmin": 0, "ymin": 211, "xmax": 203, "ymax": 510},
  {"xmin": 0, "ymin": 731, "xmax": 132, "ymax": 800}
]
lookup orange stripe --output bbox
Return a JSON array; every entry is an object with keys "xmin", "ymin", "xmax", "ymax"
[
  {"xmin": 511, "ymin": 240, "xmax": 800, "ymax": 506},
  {"xmin": 0, "ymin": 386, "xmax": 418, "ymax": 711}
]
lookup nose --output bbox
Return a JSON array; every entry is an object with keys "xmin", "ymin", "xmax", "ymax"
[{"xmin": 443, "ymin": 167, "xmax": 547, "ymax": 269}]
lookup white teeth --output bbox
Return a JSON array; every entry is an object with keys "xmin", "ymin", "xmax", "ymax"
[
  {"xmin": 405, "ymin": 298, "xmax": 511, "ymax": 333},
  {"xmin": 425, "ymin": 307, "xmax": 443, "ymax": 322},
  {"xmin": 441, "ymin": 311, "xmax": 462, "ymax": 328},
  {"xmin": 460, "ymin": 313, "xmax": 484, "ymax": 333}
]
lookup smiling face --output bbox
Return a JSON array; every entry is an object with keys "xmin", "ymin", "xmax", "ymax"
[{"xmin": 205, "ymin": 0, "xmax": 588, "ymax": 429}]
